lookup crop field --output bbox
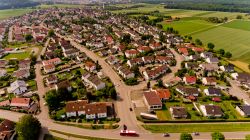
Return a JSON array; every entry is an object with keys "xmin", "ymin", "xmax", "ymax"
[
  {"xmin": 161, "ymin": 18, "xmax": 216, "ymax": 35},
  {"xmin": 222, "ymin": 20, "xmax": 250, "ymax": 31},
  {"xmin": 192, "ymin": 25, "xmax": 250, "ymax": 63},
  {"xmin": 0, "ymin": 8, "xmax": 34, "ymax": 20},
  {"xmin": 143, "ymin": 123, "xmax": 250, "ymax": 133}
]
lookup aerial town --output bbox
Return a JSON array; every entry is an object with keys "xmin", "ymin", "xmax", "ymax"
[{"xmin": 0, "ymin": 4, "xmax": 250, "ymax": 140}]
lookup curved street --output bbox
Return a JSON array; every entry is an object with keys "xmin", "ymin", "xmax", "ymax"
[{"xmin": 0, "ymin": 35, "xmax": 250, "ymax": 140}]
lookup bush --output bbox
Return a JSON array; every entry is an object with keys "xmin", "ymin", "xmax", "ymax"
[
  {"xmin": 125, "ymin": 78, "xmax": 138, "ymax": 85},
  {"xmin": 180, "ymin": 133, "xmax": 192, "ymax": 140},
  {"xmin": 211, "ymin": 132, "xmax": 225, "ymax": 140}
]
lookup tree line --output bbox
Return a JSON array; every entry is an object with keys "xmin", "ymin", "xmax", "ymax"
[{"xmin": 0, "ymin": 0, "xmax": 40, "ymax": 10}]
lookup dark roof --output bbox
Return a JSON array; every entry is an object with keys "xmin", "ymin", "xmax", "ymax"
[
  {"xmin": 238, "ymin": 105, "xmax": 250, "ymax": 115},
  {"xmin": 0, "ymin": 119, "xmax": 15, "ymax": 132},
  {"xmin": 207, "ymin": 87, "xmax": 221, "ymax": 96},
  {"xmin": 171, "ymin": 107, "xmax": 187, "ymax": 118},
  {"xmin": 205, "ymin": 105, "xmax": 223, "ymax": 116}
]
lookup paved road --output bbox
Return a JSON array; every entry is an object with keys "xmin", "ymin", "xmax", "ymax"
[
  {"xmin": 227, "ymin": 77, "xmax": 250, "ymax": 104},
  {"xmin": 0, "ymin": 30, "xmax": 249, "ymax": 139},
  {"xmin": 8, "ymin": 26, "xmax": 13, "ymax": 43}
]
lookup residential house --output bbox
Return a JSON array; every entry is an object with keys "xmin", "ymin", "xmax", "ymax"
[
  {"xmin": 55, "ymin": 80, "xmax": 72, "ymax": 92},
  {"xmin": 231, "ymin": 72, "xmax": 250, "ymax": 84},
  {"xmin": 0, "ymin": 119, "xmax": 15, "ymax": 140},
  {"xmin": 42, "ymin": 58, "xmax": 61, "ymax": 66},
  {"xmin": 220, "ymin": 65, "xmax": 234, "ymax": 73},
  {"xmin": 10, "ymin": 97, "xmax": 32, "ymax": 108},
  {"xmin": 18, "ymin": 60, "xmax": 31, "ymax": 70},
  {"xmin": 206, "ymin": 57, "xmax": 219, "ymax": 64},
  {"xmin": 63, "ymin": 49, "xmax": 79, "ymax": 58},
  {"xmin": 125, "ymin": 49, "xmax": 139, "ymax": 58},
  {"xmin": 142, "ymin": 56, "xmax": 155, "ymax": 64},
  {"xmin": 143, "ymin": 65, "xmax": 168, "ymax": 80},
  {"xmin": 183, "ymin": 76, "xmax": 197, "ymax": 85},
  {"xmin": 200, "ymin": 105, "xmax": 223, "ymax": 117},
  {"xmin": 236, "ymin": 105, "xmax": 250, "ymax": 117},
  {"xmin": 149, "ymin": 42, "xmax": 162, "ymax": 50},
  {"xmin": 46, "ymin": 75, "xmax": 58, "ymax": 85},
  {"xmin": 178, "ymin": 47, "xmax": 189, "ymax": 56},
  {"xmin": 200, "ymin": 52, "xmax": 213, "ymax": 58},
  {"xmin": 176, "ymin": 86, "xmax": 199, "ymax": 97},
  {"xmin": 13, "ymin": 69, "xmax": 30, "ymax": 79},
  {"xmin": 204, "ymin": 87, "xmax": 222, "ymax": 96},
  {"xmin": 82, "ymin": 73, "xmax": 106, "ymax": 90},
  {"xmin": 8, "ymin": 80, "xmax": 27, "ymax": 95},
  {"xmin": 143, "ymin": 91, "xmax": 162, "ymax": 111},
  {"xmin": 170, "ymin": 107, "xmax": 188, "ymax": 119},
  {"xmin": 185, "ymin": 62, "xmax": 198, "ymax": 70},
  {"xmin": 85, "ymin": 102, "xmax": 108, "ymax": 119},
  {"xmin": 137, "ymin": 46, "xmax": 151, "ymax": 53},
  {"xmin": 127, "ymin": 58, "xmax": 143, "ymax": 68},
  {"xmin": 118, "ymin": 66, "xmax": 135, "ymax": 79},
  {"xmin": 44, "ymin": 64, "xmax": 55, "ymax": 74},
  {"xmin": 0, "ymin": 69, "xmax": 7, "ymax": 77},
  {"xmin": 65, "ymin": 100, "xmax": 88, "ymax": 117},
  {"xmin": 153, "ymin": 89, "xmax": 171, "ymax": 101},
  {"xmin": 202, "ymin": 77, "xmax": 217, "ymax": 86},
  {"xmin": 85, "ymin": 61, "xmax": 96, "ymax": 72}
]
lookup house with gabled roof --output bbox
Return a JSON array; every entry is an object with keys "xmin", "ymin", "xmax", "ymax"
[{"xmin": 200, "ymin": 104, "xmax": 223, "ymax": 117}]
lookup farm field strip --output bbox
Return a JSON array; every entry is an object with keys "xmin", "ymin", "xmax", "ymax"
[{"xmin": 143, "ymin": 123, "xmax": 250, "ymax": 133}]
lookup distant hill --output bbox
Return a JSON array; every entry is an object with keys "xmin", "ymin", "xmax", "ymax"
[{"xmin": 0, "ymin": 0, "xmax": 40, "ymax": 10}]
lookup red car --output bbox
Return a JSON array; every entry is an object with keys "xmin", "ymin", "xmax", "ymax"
[{"xmin": 120, "ymin": 130, "xmax": 139, "ymax": 137}]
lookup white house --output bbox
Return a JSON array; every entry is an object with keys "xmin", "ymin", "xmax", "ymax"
[
  {"xmin": 65, "ymin": 100, "xmax": 88, "ymax": 117},
  {"xmin": 200, "ymin": 105, "xmax": 223, "ymax": 117},
  {"xmin": 8, "ymin": 80, "xmax": 27, "ymax": 95},
  {"xmin": 85, "ymin": 103, "xmax": 107, "ymax": 119}
]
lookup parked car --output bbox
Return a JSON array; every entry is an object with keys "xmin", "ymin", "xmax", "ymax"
[
  {"xmin": 129, "ymin": 107, "xmax": 133, "ymax": 111},
  {"xmin": 162, "ymin": 133, "xmax": 170, "ymax": 137},
  {"xmin": 193, "ymin": 132, "xmax": 199, "ymax": 136}
]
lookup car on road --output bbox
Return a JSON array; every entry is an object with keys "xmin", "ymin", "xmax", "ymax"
[
  {"xmin": 120, "ymin": 130, "xmax": 139, "ymax": 137},
  {"xmin": 129, "ymin": 108, "xmax": 133, "ymax": 111},
  {"xmin": 193, "ymin": 132, "xmax": 199, "ymax": 136},
  {"xmin": 162, "ymin": 133, "xmax": 170, "ymax": 137}
]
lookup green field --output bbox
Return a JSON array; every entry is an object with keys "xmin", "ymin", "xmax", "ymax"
[
  {"xmin": 192, "ymin": 25, "xmax": 250, "ymax": 63},
  {"xmin": 161, "ymin": 18, "xmax": 216, "ymax": 35},
  {"xmin": 0, "ymin": 4, "xmax": 83, "ymax": 20},
  {"xmin": 143, "ymin": 123, "xmax": 250, "ymax": 133},
  {"xmin": 0, "ymin": 8, "xmax": 34, "ymax": 20},
  {"xmin": 222, "ymin": 20, "xmax": 250, "ymax": 31}
]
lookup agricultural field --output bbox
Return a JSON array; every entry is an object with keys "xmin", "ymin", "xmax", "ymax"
[
  {"xmin": 0, "ymin": 8, "xmax": 34, "ymax": 20},
  {"xmin": 161, "ymin": 18, "xmax": 216, "ymax": 35},
  {"xmin": 192, "ymin": 24, "xmax": 250, "ymax": 64},
  {"xmin": 143, "ymin": 123, "xmax": 250, "ymax": 133}
]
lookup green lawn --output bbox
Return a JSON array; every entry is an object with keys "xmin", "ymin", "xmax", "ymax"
[
  {"xmin": 192, "ymin": 25, "xmax": 250, "ymax": 64},
  {"xmin": 143, "ymin": 123, "xmax": 250, "ymax": 133},
  {"xmin": 3, "ymin": 52, "xmax": 31, "ymax": 60}
]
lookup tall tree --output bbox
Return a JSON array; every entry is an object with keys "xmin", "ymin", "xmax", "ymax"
[
  {"xmin": 207, "ymin": 43, "xmax": 215, "ymax": 50},
  {"xmin": 16, "ymin": 115, "xmax": 41, "ymax": 140}
]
